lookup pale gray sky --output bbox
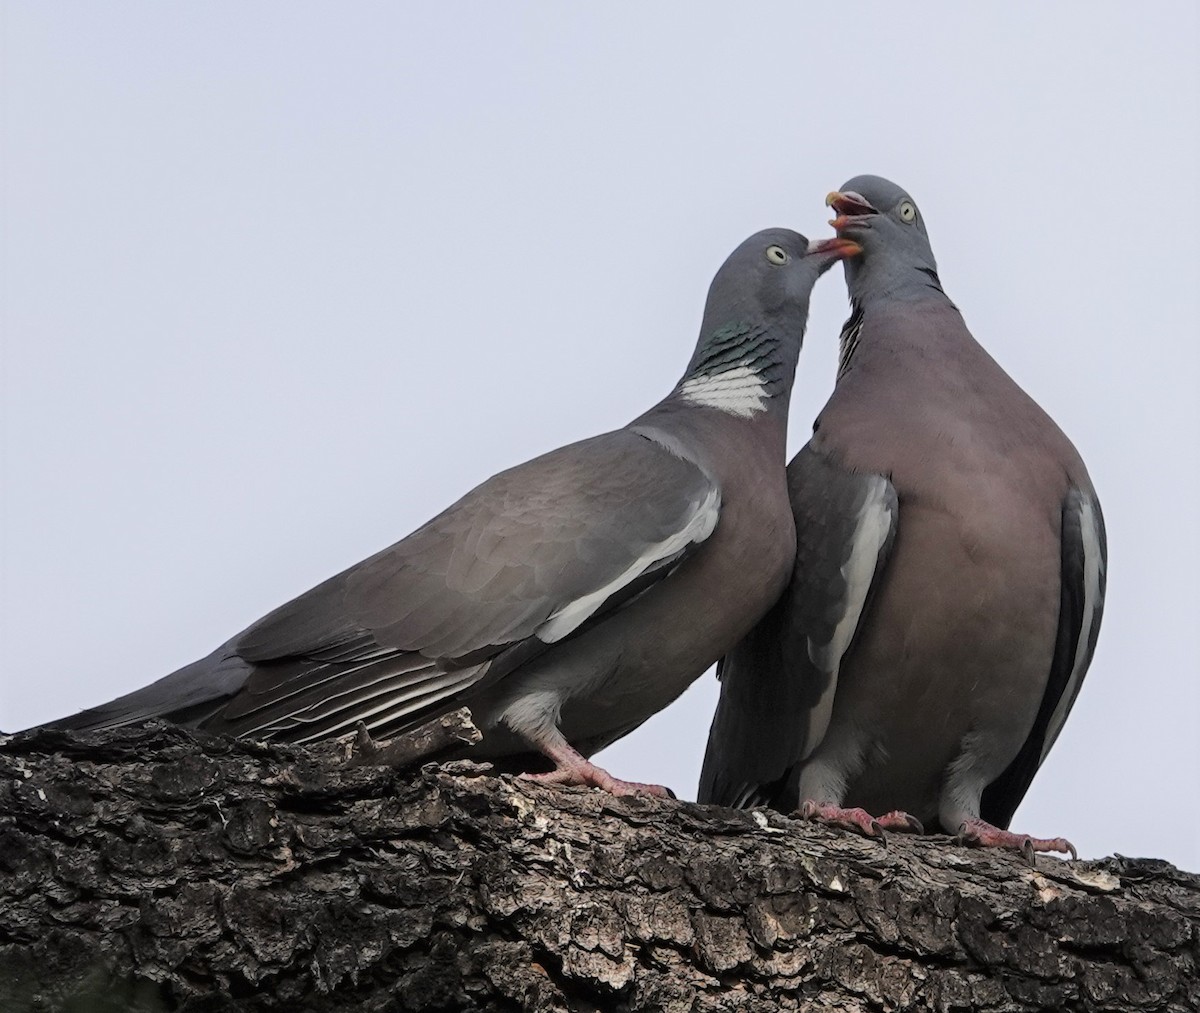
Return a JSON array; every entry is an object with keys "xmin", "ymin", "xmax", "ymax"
[{"xmin": 2, "ymin": 3, "xmax": 1197, "ymax": 869}]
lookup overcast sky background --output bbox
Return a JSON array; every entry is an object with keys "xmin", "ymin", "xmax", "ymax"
[{"xmin": 3, "ymin": 4, "xmax": 1197, "ymax": 869}]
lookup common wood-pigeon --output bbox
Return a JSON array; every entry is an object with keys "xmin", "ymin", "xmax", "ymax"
[
  {"xmin": 45, "ymin": 229, "xmax": 860, "ymax": 796},
  {"xmin": 699, "ymin": 177, "xmax": 1106, "ymax": 856}
]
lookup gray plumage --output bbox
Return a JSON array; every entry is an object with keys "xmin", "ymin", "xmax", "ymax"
[
  {"xmin": 699, "ymin": 177, "xmax": 1106, "ymax": 849},
  {"xmin": 47, "ymin": 228, "xmax": 856, "ymax": 792}
]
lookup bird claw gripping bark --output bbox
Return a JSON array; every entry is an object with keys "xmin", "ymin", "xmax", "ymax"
[
  {"xmin": 519, "ymin": 740, "xmax": 676, "ymax": 798},
  {"xmin": 956, "ymin": 818, "xmax": 1077, "ymax": 864},
  {"xmin": 797, "ymin": 801, "xmax": 924, "ymax": 842},
  {"xmin": 521, "ymin": 763, "xmax": 675, "ymax": 798}
]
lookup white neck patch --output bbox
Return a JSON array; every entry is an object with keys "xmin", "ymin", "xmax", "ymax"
[{"xmin": 679, "ymin": 364, "xmax": 769, "ymax": 418}]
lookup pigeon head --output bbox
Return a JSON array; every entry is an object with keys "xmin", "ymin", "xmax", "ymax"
[
  {"xmin": 701, "ymin": 228, "xmax": 861, "ymax": 332},
  {"xmin": 676, "ymin": 228, "xmax": 859, "ymax": 419},
  {"xmin": 825, "ymin": 176, "xmax": 945, "ymax": 304}
]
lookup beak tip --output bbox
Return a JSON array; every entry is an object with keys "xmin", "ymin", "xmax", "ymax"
[{"xmin": 807, "ymin": 236, "xmax": 862, "ymax": 259}]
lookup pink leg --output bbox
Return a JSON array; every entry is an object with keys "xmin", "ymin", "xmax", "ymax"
[
  {"xmin": 799, "ymin": 800, "xmax": 924, "ymax": 838},
  {"xmin": 957, "ymin": 818, "xmax": 1077, "ymax": 862},
  {"xmin": 520, "ymin": 738, "xmax": 674, "ymax": 798}
]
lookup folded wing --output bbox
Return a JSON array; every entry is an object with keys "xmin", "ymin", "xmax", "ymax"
[
  {"xmin": 211, "ymin": 428, "xmax": 720, "ymax": 742},
  {"xmin": 698, "ymin": 445, "xmax": 896, "ymax": 808},
  {"xmin": 980, "ymin": 486, "xmax": 1107, "ymax": 827}
]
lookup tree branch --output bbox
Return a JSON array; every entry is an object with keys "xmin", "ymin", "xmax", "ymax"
[
  {"xmin": 1, "ymin": 723, "xmax": 1195, "ymax": 1012},
  {"xmin": 345, "ymin": 707, "xmax": 482, "ymax": 769}
]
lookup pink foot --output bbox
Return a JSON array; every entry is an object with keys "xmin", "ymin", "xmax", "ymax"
[
  {"xmin": 521, "ymin": 759, "xmax": 674, "ymax": 798},
  {"xmin": 798, "ymin": 801, "xmax": 924, "ymax": 839},
  {"xmin": 957, "ymin": 818, "xmax": 1077, "ymax": 863}
]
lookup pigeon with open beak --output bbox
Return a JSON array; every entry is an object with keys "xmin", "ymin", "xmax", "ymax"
[{"xmin": 700, "ymin": 176, "xmax": 1105, "ymax": 861}]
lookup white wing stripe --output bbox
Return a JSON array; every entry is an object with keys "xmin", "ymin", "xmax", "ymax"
[
  {"xmin": 534, "ymin": 484, "xmax": 721, "ymax": 644},
  {"xmin": 802, "ymin": 477, "xmax": 893, "ymax": 759},
  {"xmin": 1040, "ymin": 496, "xmax": 1104, "ymax": 762}
]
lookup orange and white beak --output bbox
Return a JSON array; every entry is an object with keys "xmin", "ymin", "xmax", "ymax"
[
  {"xmin": 826, "ymin": 190, "xmax": 878, "ymax": 231},
  {"xmin": 807, "ymin": 236, "xmax": 863, "ymax": 259}
]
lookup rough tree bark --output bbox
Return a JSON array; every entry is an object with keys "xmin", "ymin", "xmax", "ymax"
[{"xmin": 1, "ymin": 721, "xmax": 1196, "ymax": 1013}]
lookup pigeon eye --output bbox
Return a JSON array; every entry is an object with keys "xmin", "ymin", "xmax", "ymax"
[
  {"xmin": 898, "ymin": 201, "xmax": 917, "ymax": 223},
  {"xmin": 765, "ymin": 245, "xmax": 790, "ymax": 265}
]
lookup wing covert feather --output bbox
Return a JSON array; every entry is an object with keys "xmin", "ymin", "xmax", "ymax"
[
  {"xmin": 698, "ymin": 445, "xmax": 897, "ymax": 809},
  {"xmin": 215, "ymin": 428, "xmax": 720, "ymax": 740},
  {"xmin": 981, "ymin": 486, "xmax": 1107, "ymax": 827}
]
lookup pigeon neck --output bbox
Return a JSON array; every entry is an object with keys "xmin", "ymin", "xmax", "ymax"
[
  {"xmin": 845, "ymin": 251, "xmax": 953, "ymax": 311},
  {"xmin": 839, "ymin": 263, "xmax": 956, "ymax": 376},
  {"xmin": 836, "ymin": 292, "xmax": 969, "ymax": 381},
  {"xmin": 836, "ymin": 299, "xmax": 866, "ymax": 379},
  {"xmin": 674, "ymin": 319, "xmax": 799, "ymax": 421}
]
